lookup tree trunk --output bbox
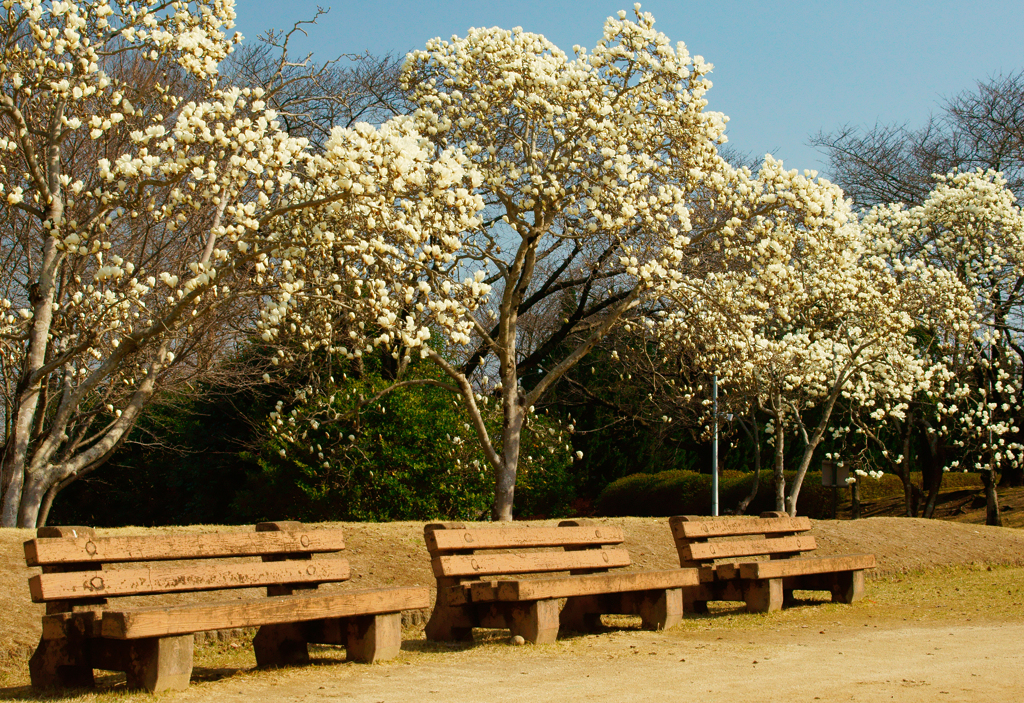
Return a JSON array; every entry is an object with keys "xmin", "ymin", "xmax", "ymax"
[
  {"xmin": 492, "ymin": 415, "xmax": 523, "ymax": 522},
  {"xmin": 919, "ymin": 422, "xmax": 944, "ymax": 519},
  {"xmin": 492, "ymin": 374, "xmax": 527, "ymax": 522},
  {"xmin": 17, "ymin": 470, "xmax": 49, "ymax": 529},
  {"xmin": 786, "ymin": 442, "xmax": 821, "ymax": 517},
  {"xmin": 894, "ymin": 417, "xmax": 916, "ymax": 517},
  {"xmin": 980, "ymin": 467, "xmax": 1002, "ymax": 527},
  {"xmin": 734, "ymin": 417, "xmax": 761, "ymax": 515},
  {"xmin": 772, "ymin": 408, "xmax": 786, "ymax": 512}
]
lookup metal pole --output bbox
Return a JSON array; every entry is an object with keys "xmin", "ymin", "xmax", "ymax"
[{"xmin": 712, "ymin": 374, "xmax": 719, "ymax": 517}]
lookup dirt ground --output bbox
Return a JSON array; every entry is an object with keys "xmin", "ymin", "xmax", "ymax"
[
  {"xmin": 2, "ymin": 509, "xmax": 1024, "ymax": 701},
  {"xmin": 169, "ymin": 619, "xmax": 1024, "ymax": 703}
]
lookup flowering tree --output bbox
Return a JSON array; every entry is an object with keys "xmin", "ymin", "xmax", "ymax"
[
  {"xmin": 396, "ymin": 7, "xmax": 734, "ymax": 520},
  {"xmin": 0, "ymin": 0, "xmax": 482, "ymax": 527},
  {"xmin": 648, "ymin": 158, "xmax": 974, "ymax": 516},
  {"xmin": 862, "ymin": 170, "xmax": 1024, "ymax": 524}
]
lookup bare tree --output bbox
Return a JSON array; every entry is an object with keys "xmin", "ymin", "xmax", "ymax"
[
  {"xmin": 225, "ymin": 8, "xmax": 410, "ymax": 146},
  {"xmin": 811, "ymin": 71, "xmax": 1024, "ymax": 209}
]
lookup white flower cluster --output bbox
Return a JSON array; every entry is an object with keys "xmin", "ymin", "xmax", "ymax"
[{"xmin": 0, "ymin": 0, "xmax": 496, "ymax": 525}]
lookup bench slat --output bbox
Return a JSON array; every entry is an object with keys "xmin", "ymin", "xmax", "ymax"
[
  {"xmin": 737, "ymin": 553, "xmax": 877, "ymax": 580},
  {"xmin": 432, "ymin": 548, "xmax": 630, "ymax": 578},
  {"xmin": 29, "ymin": 559, "xmax": 351, "ymax": 602},
  {"xmin": 681, "ymin": 535, "xmax": 817, "ymax": 562},
  {"xmin": 24, "ymin": 530, "xmax": 345, "ymax": 566},
  {"xmin": 471, "ymin": 568, "xmax": 699, "ymax": 601},
  {"xmin": 98, "ymin": 586, "xmax": 430, "ymax": 639},
  {"xmin": 670, "ymin": 516, "xmax": 811, "ymax": 539},
  {"xmin": 425, "ymin": 526, "xmax": 623, "ymax": 553}
]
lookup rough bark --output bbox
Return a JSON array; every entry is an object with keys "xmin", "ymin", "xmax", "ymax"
[
  {"xmin": 980, "ymin": 467, "xmax": 1003, "ymax": 527},
  {"xmin": 772, "ymin": 401, "xmax": 786, "ymax": 513}
]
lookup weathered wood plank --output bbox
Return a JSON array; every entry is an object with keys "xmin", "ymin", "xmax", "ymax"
[
  {"xmin": 738, "ymin": 554, "xmax": 876, "ymax": 580},
  {"xmin": 680, "ymin": 535, "xmax": 817, "ymax": 562},
  {"xmin": 425, "ymin": 526, "xmax": 623, "ymax": 553},
  {"xmin": 432, "ymin": 548, "xmax": 630, "ymax": 578},
  {"xmin": 470, "ymin": 568, "xmax": 698, "ymax": 601},
  {"xmin": 670, "ymin": 515, "xmax": 811, "ymax": 539},
  {"xmin": 24, "ymin": 530, "xmax": 346, "ymax": 566},
  {"xmin": 100, "ymin": 587, "xmax": 429, "ymax": 639},
  {"xmin": 29, "ymin": 559, "xmax": 350, "ymax": 602},
  {"xmin": 40, "ymin": 610, "xmax": 103, "ymax": 640}
]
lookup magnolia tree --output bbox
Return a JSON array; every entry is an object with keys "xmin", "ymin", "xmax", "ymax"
[
  {"xmin": 0, "ymin": 0, "xmax": 482, "ymax": 527},
  {"xmin": 649, "ymin": 158, "xmax": 974, "ymax": 516},
  {"xmin": 267, "ymin": 6, "xmax": 738, "ymax": 520},
  {"xmin": 862, "ymin": 170, "xmax": 1024, "ymax": 525}
]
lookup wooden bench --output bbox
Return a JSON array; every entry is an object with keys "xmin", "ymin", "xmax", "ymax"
[
  {"xmin": 24, "ymin": 522, "xmax": 429, "ymax": 692},
  {"xmin": 423, "ymin": 520, "xmax": 698, "ymax": 644},
  {"xmin": 669, "ymin": 513, "xmax": 875, "ymax": 613}
]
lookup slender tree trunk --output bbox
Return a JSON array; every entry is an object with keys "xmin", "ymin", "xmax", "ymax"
[
  {"xmin": 786, "ymin": 376, "xmax": 847, "ymax": 517},
  {"xmin": 17, "ymin": 471, "xmax": 49, "ymax": 528},
  {"xmin": 37, "ymin": 482, "xmax": 61, "ymax": 528},
  {"xmin": 493, "ymin": 406, "xmax": 525, "ymax": 521},
  {"xmin": 734, "ymin": 416, "xmax": 761, "ymax": 515},
  {"xmin": 772, "ymin": 405, "xmax": 786, "ymax": 512},
  {"xmin": 786, "ymin": 442, "xmax": 821, "ymax": 517},
  {"xmin": 894, "ymin": 416, "xmax": 916, "ymax": 517},
  {"xmin": 492, "ymin": 335, "xmax": 527, "ymax": 521},
  {"xmin": 918, "ymin": 420, "xmax": 944, "ymax": 519},
  {"xmin": 1, "ymin": 235, "xmax": 62, "ymax": 527},
  {"xmin": 980, "ymin": 467, "xmax": 1002, "ymax": 527}
]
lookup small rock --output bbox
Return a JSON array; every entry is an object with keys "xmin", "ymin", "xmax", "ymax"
[{"xmin": 512, "ymin": 635, "xmax": 526, "ymax": 646}]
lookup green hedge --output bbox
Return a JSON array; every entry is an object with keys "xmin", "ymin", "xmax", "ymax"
[{"xmin": 595, "ymin": 469, "xmax": 984, "ymax": 518}]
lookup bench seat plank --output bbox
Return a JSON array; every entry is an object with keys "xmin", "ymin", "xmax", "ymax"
[
  {"xmin": 29, "ymin": 559, "xmax": 350, "ymax": 602},
  {"xmin": 733, "ymin": 553, "xmax": 877, "ymax": 580},
  {"xmin": 432, "ymin": 548, "xmax": 630, "ymax": 578},
  {"xmin": 470, "ymin": 568, "xmax": 698, "ymax": 602},
  {"xmin": 25, "ymin": 530, "xmax": 345, "ymax": 566},
  {"xmin": 426, "ymin": 526, "xmax": 623, "ymax": 552},
  {"xmin": 99, "ymin": 586, "xmax": 429, "ymax": 639},
  {"xmin": 671, "ymin": 516, "xmax": 811, "ymax": 539},
  {"xmin": 681, "ymin": 535, "xmax": 816, "ymax": 562}
]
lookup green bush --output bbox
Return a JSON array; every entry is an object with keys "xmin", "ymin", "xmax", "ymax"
[
  {"xmin": 596, "ymin": 468, "xmax": 985, "ymax": 518},
  {"xmin": 233, "ymin": 359, "xmax": 577, "ymax": 523},
  {"xmin": 853, "ymin": 471, "xmax": 981, "ymax": 501}
]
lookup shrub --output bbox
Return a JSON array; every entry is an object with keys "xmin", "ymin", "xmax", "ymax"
[{"xmin": 594, "ymin": 468, "xmax": 983, "ymax": 518}]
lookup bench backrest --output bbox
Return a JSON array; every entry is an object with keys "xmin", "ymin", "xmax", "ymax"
[
  {"xmin": 425, "ymin": 521, "xmax": 629, "ymax": 582},
  {"xmin": 669, "ymin": 513, "xmax": 816, "ymax": 567},
  {"xmin": 24, "ymin": 521, "xmax": 349, "ymax": 614}
]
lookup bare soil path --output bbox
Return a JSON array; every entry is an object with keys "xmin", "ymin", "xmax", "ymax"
[{"xmin": 168, "ymin": 621, "xmax": 1024, "ymax": 703}]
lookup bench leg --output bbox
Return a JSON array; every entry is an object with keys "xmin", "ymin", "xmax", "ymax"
[
  {"xmin": 424, "ymin": 603, "xmax": 475, "ymax": 642},
  {"xmin": 254, "ymin": 623, "xmax": 309, "ymax": 668},
  {"xmin": 122, "ymin": 635, "xmax": 194, "ymax": 693},
  {"xmin": 638, "ymin": 588, "xmax": 683, "ymax": 631},
  {"xmin": 509, "ymin": 600, "xmax": 559, "ymax": 645},
  {"xmin": 682, "ymin": 586, "xmax": 710, "ymax": 614},
  {"xmin": 346, "ymin": 613, "xmax": 401, "ymax": 663},
  {"xmin": 745, "ymin": 578, "xmax": 783, "ymax": 613},
  {"xmin": 560, "ymin": 596, "xmax": 604, "ymax": 633},
  {"xmin": 29, "ymin": 636, "xmax": 94, "ymax": 690},
  {"xmin": 832, "ymin": 570, "xmax": 865, "ymax": 604}
]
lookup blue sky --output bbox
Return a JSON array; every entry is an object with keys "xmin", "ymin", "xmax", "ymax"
[{"xmin": 233, "ymin": 0, "xmax": 1024, "ymax": 177}]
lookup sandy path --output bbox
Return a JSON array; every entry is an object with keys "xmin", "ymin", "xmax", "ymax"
[{"xmin": 170, "ymin": 621, "xmax": 1024, "ymax": 703}]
